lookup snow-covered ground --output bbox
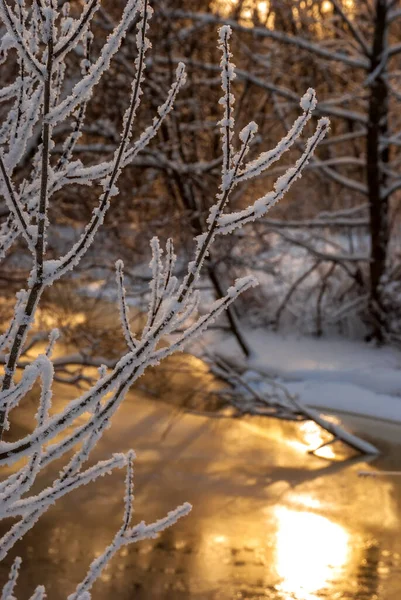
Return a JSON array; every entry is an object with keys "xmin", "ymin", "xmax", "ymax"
[
  {"xmin": 204, "ymin": 329, "xmax": 401, "ymax": 424},
  {"xmin": 79, "ymin": 277, "xmax": 401, "ymax": 425}
]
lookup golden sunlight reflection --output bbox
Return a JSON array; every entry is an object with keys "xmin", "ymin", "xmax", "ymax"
[
  {"xmin": 274, "ymin": 508, "xmax": 350, "ymax": 600},
  {"xmin": 287, "ymin": 420, "xmax": 337, "ymax": 459},
  {"xmin": 236, "ymin": 414, "xmax": 345, "ymax": 461},
  {"xmin": 287, "ymin": 493, "xmax": 322, "ymax": 510},
  {"xmin": 301, "ymin": 420, "xmax": 336, "ymax": 459},
  {"xmin": 213, "ymin": 535, "xmax": 228, "ymax": 544}
]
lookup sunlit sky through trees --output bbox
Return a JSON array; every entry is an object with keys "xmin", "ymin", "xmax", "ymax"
[{"xmin": 211, "ymin": 0, "xmax": 355, "ymax": 27}]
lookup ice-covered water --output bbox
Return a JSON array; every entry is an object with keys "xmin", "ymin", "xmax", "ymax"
[{"xmin": 1, "ymin": 372, "xmax": 400, "ymax": 600}]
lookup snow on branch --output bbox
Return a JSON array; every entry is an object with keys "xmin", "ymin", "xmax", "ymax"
[
  {"xmin": 216, "ymin": 118, "xmax": 330, "ymax": 235},
  {"xmin": 1, "ymin": 556, "xmax": 21, "ymax": 600},
  {"xmin": 1, "ymin": 454, "xmax": 127, "ymax": 520},
  {"xmin": 154, "ymin": 276, "xmax": 258, "ymax": 362},
  {"xmin": 0, "ymin": 153, "xmax": 35, "ymax": 252},
  {"xmin": 4, "ymin": 84, "xmax": 43, "ymax": 174},
  {"xmin": 0, "ymin": 12, "xmax": 329, "ymax": 598},
  {"xmin": 43, "ymin": 63, "xmax": 186, "ymax": 285},
  {"xmin": 46, "ymin": 0, "xmax": 141, "ymax": 126},
  {"xmin": 0, "ymin": 290, "xmax": 27, "ymax": 353},
  {"xmin": 125, "ymin": 62, "xmax": 187, "ymax": 158},
  {"xmin": 0, "ymin": 360, "xmax": 52, "ymax": 512},
  {"xmin": 27, "ymin": 586, "xmax": 46, "ymax": 600},
  {"xmin": 116, "ymin": 260, "xmax": 139, "ymax": 352},
  {"xmin": 0, "ymin": 0, "xmax": 44, "ymax": 78},
  {"xmin": 235, "ymin": 89, "xmax": 317, "ymax": 184},
  {"xmin": 218, "ymin": 25, "xmax": 236, "ymax": 176},
  {"xmin": 58, "ymin": 61, "xmax": 186, "ymax": 188},
  {"xmin": 142, "ymin": 236, "xmax": 164, "ymax": 336},
  {"xmin": 53, "ymin": 0, "xmax": 100, "ymax": 62},
  {"xmin": 67, "ymin": 501, "xmax": 191, "ymax": 600},
  {"xmin": 56, "ymin": 32, "xmax": 93, "ymax": 171}
]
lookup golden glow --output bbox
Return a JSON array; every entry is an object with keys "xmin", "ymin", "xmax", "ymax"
[
  {"xmin": 238, "ymin": 413, "xmax": 344, "ymax": 460},
  {"xmin": 322, "ymin": 0, "xmax": 354, "ymax": 14},
  {"xmin": 212, "ymin": 0, "xmax": 355, "ymax": 26},
  {"xmin": 274, "ymin": 508, "xmax": 350, "ymax": 599},
  {"xmin": 288, "ymin": 494, "xmax": 322, "ymax": 510},
  {"xmin": 344, "ymin": 0, "xmax": 354, "ymax": 11},
  {"xmin": 210, "ymin": 0, "xmax": 237, "ymax": 17},
  {"xmin": 211, "ymin": 0, "xmax": 274, "ymax": 28},
  {"xmin": 213, "ymin": 535, "xmax": 227, "ymax": 544},
  {"xmin": 287, "ymin": 420, "xmax": 337, "ymax": 459},
  {"xmin": 35, "ymin": 307, "xmax": 86, "ymax": 330},
  {"xmin": 257, "ymin": 1, "xmax": 268, "ymax": 18},
  {"xmin": 300, "ymin": 421, "xmax": 336, "ymax": 459},
  {"xmin": 237, "ymin": 418, "xmax": 280, "ymax": 441}
]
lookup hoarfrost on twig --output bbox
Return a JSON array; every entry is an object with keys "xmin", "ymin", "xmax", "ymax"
[{"xmin": 0, "ymin": 3, "xmax": 328, "ymax": 596}]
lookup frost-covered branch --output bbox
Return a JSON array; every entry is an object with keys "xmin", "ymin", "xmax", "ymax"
[
  {"xmin": 218, "ymin": 25, "xmax": 235, "ymax": 176},
  {"xmin": 46, "ymin": 0, "xmax": 141, "ymax": 126},
  {"xmin": 0, "ymin": 13, "xmax": 329, "ymax": 598},
  {"xmin": 44, "ymin": 63, "xmax": 186, "ymax": 284},
  {"xmin": 116, "ymin": 260, "xmax": 139, "ymax": 352},
  {"xmin": 0, "ymin": 153, "xmax": 34, "ymax": 249},
  {"xmin": 215, "ymin": 118, "xmax": 329, "ymax": 235},
  {"xmin": 67, "ymin": 501, "xmax": 191, "ymax": 600},
  {"xmin": 0, "ymin": 0, "xmax": 44, "ymax": 78},
  {"xmin": 53, "ymin": 0, "xmax": 100, "ymax": 62},
  {"xmin": 235, "ymin": 89, "xmax": 316, "ymax": 184}
]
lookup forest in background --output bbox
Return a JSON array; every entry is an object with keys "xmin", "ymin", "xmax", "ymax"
[{"xmin": 2, "ymin": 0, "xmax": 401, "ymax": 354}]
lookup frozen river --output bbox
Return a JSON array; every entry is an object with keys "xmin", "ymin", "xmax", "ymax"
[{"xmin": 1, "ymin": 361, "xmax": 400, "ymax": 600}]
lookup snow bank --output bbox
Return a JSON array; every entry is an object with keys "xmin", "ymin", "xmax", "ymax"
[{"xmin": 205, "ymin": 329, "xmax": 401, "ymax": 424}]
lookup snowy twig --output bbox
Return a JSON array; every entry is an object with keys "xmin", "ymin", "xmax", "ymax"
[{"xmin": 0, "ymin": 13, "xmax": 328, "ymax": 597}]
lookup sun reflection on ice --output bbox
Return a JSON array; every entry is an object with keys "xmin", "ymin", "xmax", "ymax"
[
  {"xmin": 274, "ymin": 507, "xmax": 350, "ymax": 600},
  {"xmin": 287, "ymin": 419, "xmax": 334, "ymax": 458},
  {"xmin": 301, "ymin": 420, "xmax": 336, "ymax": 459},
  {"xmin": 213, "ymin": 535, "xmax": 227, "ymax": 544}
]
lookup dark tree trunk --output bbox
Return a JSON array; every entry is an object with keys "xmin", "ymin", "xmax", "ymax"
[
  {"xmin": 366, "ymin": 0, "xmax": 390, "ymax": 341},
  {"xmin": 171, "ymin": 171, "xmax": 251, "ymax": 357},
  {"xmin": 207, "ymin": 264, "xmax": 251, "ymax": 357}
]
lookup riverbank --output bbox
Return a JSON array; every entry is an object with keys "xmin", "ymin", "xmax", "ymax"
[{"xmin": 199, "ymin": 328, "xmax": 401, "ymax": 424}]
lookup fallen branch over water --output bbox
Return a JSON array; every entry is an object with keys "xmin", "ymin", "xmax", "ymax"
[
  {"xmin": 205, "ymin": 353, "xmax": 379, "ymax": 457},
  {"xmin": 359, "ymin": 470, "xmax": 401, "ymax": 477}
]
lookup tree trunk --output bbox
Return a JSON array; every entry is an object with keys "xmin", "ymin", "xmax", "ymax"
[
  {"xmin": 366, "ymin": 0, "xmax": 390, "ymax": 342},
  {"xmin": 171, "ymin": 171, "xmax": 251, "ymax": 357},
  {"xmin": 207, "ymin": 264, "xmax": 251, "ymax": 357}
]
